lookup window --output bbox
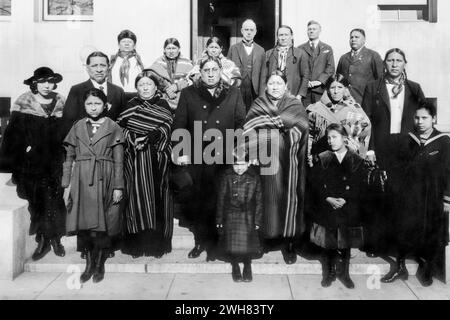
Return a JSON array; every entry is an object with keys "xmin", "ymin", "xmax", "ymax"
[{"xmin": 378, "ymin": 0, "xmax": 437, "ymax": 22}]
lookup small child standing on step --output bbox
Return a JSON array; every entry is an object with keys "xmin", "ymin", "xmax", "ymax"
[
  {"xmin": 62, "ymin": 88, "xmax": 125, "ymax": 284},
  {"xmin": 216, "ymin": 160, "xmax": 263, "ymax": 282}
]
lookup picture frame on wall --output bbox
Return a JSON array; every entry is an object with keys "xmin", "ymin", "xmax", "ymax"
[
  {"xmin": 0, "ymin": 0, "xmax": 12, "ymax": 21},
  {"xmin": 42, "ymin": 0, "xmax": 93, "ymax": 21}
]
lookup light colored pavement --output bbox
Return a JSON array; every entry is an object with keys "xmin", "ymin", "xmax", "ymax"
[{"xmin": 1, "ymin": 272, "xmax": 448, "ymax": 300}]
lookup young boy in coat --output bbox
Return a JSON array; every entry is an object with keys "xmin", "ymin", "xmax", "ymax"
[
  {"xmin": 62, "ymin": 88, "xmax": 125, "ymax": 284},
  {"xmin": 216, "ymin": 160, "xmax": 263, "ymax": 282}
]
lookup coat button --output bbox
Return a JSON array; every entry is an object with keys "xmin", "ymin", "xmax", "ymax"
[
  {"xmin": 343, "ymin": 177, "xmax": 347, "ymax": 181},
  {"xmin": 204, "ymin": 121, "xmax": 207, "ymax": 124},
  {"xmin": 216, "ymin": 120, "xmax": 220, "ymax": 124},
  {"xmin": 217, "ymin": 106, "xmax": 220, "ymax": 109},
  {"xmin": 346, "ymin": 186, "xmax": 350, "ymax": 190}
]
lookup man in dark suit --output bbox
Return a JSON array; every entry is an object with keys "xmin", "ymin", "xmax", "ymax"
[
  {"xmin": 337, "ymin": 28, "xmax": 383, "ymax": 105},
  {"xmin": 260, "ymin": 25, "xmax": 309, "ymax": 101},
  {"xmin": 227, "ymin": 19, "xmax": 265, "ymax": 111},
  {"xmin": 62, "ymin": 51, "xmax": 126, "ymax": 136},
  {"xmin": 298, "ymin": 20, "xmax": 335, "ymax": 107}
]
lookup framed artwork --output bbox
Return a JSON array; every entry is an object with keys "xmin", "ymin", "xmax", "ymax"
[
  {"xmin": 42, "ymin": 0, "xmax": 94, "ymax": 21},
  {"xmin": 0, "ymin": 0, "xmax": 12, "ymax": 21}
]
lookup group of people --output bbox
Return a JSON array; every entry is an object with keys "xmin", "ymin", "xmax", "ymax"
[{"xmin": 0, "ymin": 19, "xmax": 448, "ymax": 288}]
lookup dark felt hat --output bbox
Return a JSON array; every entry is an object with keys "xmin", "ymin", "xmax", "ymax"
[
  {"xmin": 23, "ymin": 67, "xmax": 63, "ymax": 86},
  {"xmin": 118, "ymin": 29, "xmax": 137, "ymax": 44}
]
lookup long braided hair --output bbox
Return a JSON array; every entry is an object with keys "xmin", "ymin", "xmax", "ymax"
[{"xmin": 266, "ymin": 25, "xmax": 298, "ymax": 70}]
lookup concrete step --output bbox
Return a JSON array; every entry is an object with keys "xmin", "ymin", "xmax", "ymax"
[
  {"xmin": 24, "ymin": 248, "xmax": 419, "ymax": 275},
  {"xmin": 60, "ymin": 223, "xmax": 195, "ymax": 250}
]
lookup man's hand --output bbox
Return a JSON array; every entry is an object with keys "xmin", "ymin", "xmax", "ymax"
[
  {"xmin": 444, "ymin": 202, "xmax": 450, "ymax": 215},
  {"xmin": 135, "ymin": 136, "xmax": 147, "ymax": 151},
  {"xmin": 366, "ymin": 150, "xmax": 377, "ymax": 166},
  {"xmin": 326, "ymin": 197, "xmax": 345, "ymax": 210},
  {"xmin": 308, "ymin": 81, "xmax": 322, "ymax": 88},
  {"xmin": 113, "ymin": 189, "xmax": 123, "ymax": 204}
]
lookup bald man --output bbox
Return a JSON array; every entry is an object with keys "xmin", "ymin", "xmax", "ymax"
[{"xmin": 227, "ymin": 19, "xmax": 265, "ymax": 110}]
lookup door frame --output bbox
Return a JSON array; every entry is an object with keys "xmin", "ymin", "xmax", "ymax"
[{"xmin": 190, "ymin": 0, "xmax": 281, "ymax": 61}]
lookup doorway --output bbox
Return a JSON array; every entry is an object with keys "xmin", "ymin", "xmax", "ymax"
[{"xmin": 191, "ymin": 0, "xmax": 280, "ymax": 61}]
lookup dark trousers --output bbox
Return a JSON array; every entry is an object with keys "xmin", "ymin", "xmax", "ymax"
[{"xmin": 240, "ymin": 77, "xmax": 258, "ymax": 112}]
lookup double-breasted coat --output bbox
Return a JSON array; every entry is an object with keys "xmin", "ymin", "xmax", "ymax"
[
  {"xmin": 173, "ymin": 83, "xmax": 246, "ymax": 240},
  {"xmin": 337, "ymin": 47, "xmax": 384, "ymax": 105},
  {"xmin": 62, "ymin": 118, "xmax": 125, "ymax": 237},
  {"xmin": 310, "ymin": 150, "xmax": 367, "ymax": 249},
  {"xmin": 216, "ymin": 166, "xmax": 263, "ymax": 256},
  {"xmin": 259, "ymin": 47, "xmax": 310, "ymax": 98}
]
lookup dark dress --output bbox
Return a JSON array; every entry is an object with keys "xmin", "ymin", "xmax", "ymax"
[
  {"xmin": 216, "ymin": 166, "xmax": 263, "ymax": 260},
  {"xmin": 396, "ymin": 130, "xmax": 450, "ymax": 256},
  {"xmin": 0, "ymin": 92, "xmax": 66, "ymax": 240},
  {"xmin": 310, "ymin": 150, "xmax": 367, "ymax": 249}
]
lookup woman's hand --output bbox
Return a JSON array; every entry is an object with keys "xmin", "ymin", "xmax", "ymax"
[
  {"xmin": 255, "ymin": 225, "xmax": 260, "ymax": 231},
  {"xmin": 166, "ymin": 84, "xmax": 178, "ymax": 99},
  {"xmin": 63, "ymin": 187, "xmax": 71, "ymax": 207},
  {"xmin": 135, "ymin": 136, "xmax": 147, "ymax": 151},
  {"xmin": 113, "ymin": 189, "xmax": 123, "ymax": 204}
]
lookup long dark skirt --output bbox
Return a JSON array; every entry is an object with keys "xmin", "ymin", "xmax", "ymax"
[
  {"xmin": 310, "ymin": 223, "xmax": 364, "ymax": 250},
  {"xmin": 16, "ymin": 174, "xmax": 66, "ymax": 239}
]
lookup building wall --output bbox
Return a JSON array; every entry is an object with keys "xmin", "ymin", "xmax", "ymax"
[
  {"xmin": 0, "ymin": 0, "xmax": 191, "ymax": 103},
  {"xmin": 282, "ymin": 0, "xmax": 450, "ymax": 131},
  {"xmin": 0, "ymin": 0, "xmax": 448, "ymax": 130}
]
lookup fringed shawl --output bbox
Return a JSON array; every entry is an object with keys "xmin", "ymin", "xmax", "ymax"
[
  {"xmin": 12, "ymin": 91, "xmax": 66, "ymax": 118},
  {"xmin": 306, "ymin": 91, "xmax": 371, "ymax": 157}
]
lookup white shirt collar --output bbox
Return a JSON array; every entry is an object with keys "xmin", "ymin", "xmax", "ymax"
[
  {"xmin": 309, "ymin": 39, "xmax": 320, "ymax": 48},
  {"xmin": 90, "ymin": 79, "xmax": 108, "ymax": 95}
]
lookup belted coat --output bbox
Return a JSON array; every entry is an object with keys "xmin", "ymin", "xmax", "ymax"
[{"xmin": 62, "ymin": 117, "xmax": 125, "ymax": 236}]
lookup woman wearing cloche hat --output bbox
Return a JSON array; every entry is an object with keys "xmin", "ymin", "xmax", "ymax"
[{"xmin": 0, "ymin": 66, "xmax": 67, "ymax": 261}]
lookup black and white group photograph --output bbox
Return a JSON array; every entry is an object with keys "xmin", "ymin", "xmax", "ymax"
[{"xmin": 0, "ymin": 0, "xmax": 449, "ymax": 306}]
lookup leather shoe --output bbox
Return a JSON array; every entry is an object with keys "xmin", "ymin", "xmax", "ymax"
[
  {"xmin": 417, "ymin": 259, "xmax": 433, "ymax": 287},
  {"xmin": 93, "ymin": 250, "xmax": 107, "ymax": 284},
  {"xmin": 80, "ymin": 250, "xmax": 94, "ymax": 283},
  {"xmin": 282, "ymin": 242, "xmax": 297, "ymax": 265},
  {"xmin": 381, "ymin": 269, "xmax": 408, "ymax": 283},
  {"xmin": 232, "ymin": 263, "xmax": 242, "ymax": 282},
  {"xmin": 50, "ymin": 239, "xmax": 66, "ymax": 257},
  {"xmin": 242, "ymin": 263, "xmax": 253, "ymax": 282},
  {"xmin": 188, "ymin": 245, "xmax": 204, "ymax": 259},
  {"xmin": 32, "ymin": 235, "xmax": 51, "ymax": 261}
]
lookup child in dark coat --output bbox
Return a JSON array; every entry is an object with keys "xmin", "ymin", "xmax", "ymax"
[
  {"xmin": 216, "ymin": 161, "xmax": 263, "ymax": 282},
  {"xmin": 62, "ymin": 88, "xmax": 125, "ymax": 284},
  {"xmin": 310, "ymin": 123, "xmax": 367, "ymax": 289}
]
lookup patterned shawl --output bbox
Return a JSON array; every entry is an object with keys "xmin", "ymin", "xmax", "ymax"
[
  {"xmin": 149, "ymin": 55, "xmax": 194, "ymax": 110},
  {"xmin": 12, "ymin": 91, "xmax": 66, "ymax": 118},
  {"xmin": 244, "ymin": 93, "xmax": 309, "ymax": 238},
  {"xmin": 306, "ymin": 91, "xmax": 371, "ymax": 158}
]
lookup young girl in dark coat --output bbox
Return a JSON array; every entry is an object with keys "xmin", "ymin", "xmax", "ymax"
[
  {"xmin": 310, "ymin": 123, "xmax": 367, "ymax": 289},
  {"xmin": 62, "ymin": 88, "xmax": 125, "ymax": 284},
  {"xmin": 216, "ymin": 160, "xmax": 263, "ymax": 282}
]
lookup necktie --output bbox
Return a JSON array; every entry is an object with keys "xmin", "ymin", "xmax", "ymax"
[
  {"xmin": 99, "ymin": 86, "xmax": 105, "ymax": 94},
  {"xmin": 311, "ymin": 42, "xmax": 316, "ymax": 52}
]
